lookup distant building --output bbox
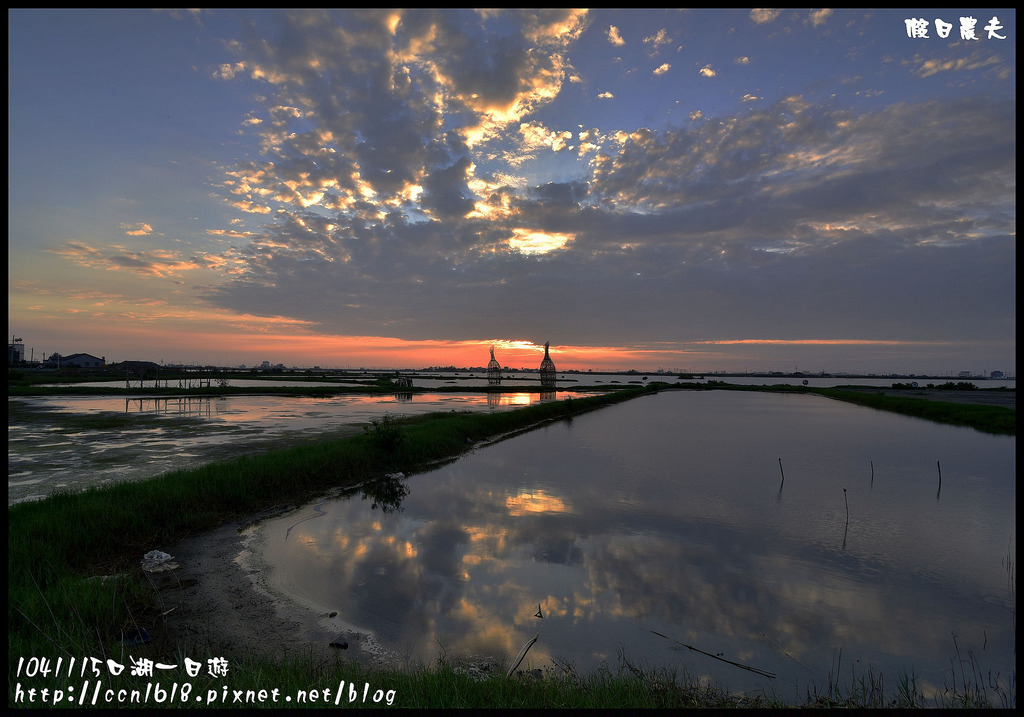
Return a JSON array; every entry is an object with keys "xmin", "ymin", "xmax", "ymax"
[
  {"xmin": 62, "ymin": 353, "xmax": 106, "ymax": 368},
  {"xmin": 8, "ymin": 341, "xmax": 25, "ymax": 365},
  {"xmin": 42, "ymin": 352, "xmax": 103, "ymax": 368},
  {"xmin": 487, "ymin": 346, "xmax": 502, "ymax": 385},
  {"xmin": 539, "ymin": 341, "xmax": 556, "ymax": 387},
  {"xmin": 991, "ymin": 371, "xmax": 1004, "ymax": 379}
]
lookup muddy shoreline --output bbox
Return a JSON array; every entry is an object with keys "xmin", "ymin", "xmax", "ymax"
[{"xmin": 144, "ymin": 509, "xmax": 388, "ymax": 671}]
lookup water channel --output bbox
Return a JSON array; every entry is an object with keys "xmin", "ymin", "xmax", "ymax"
[{"xmin": 245, "ymin": 389, "xmax": 1014, "ymax": 703}]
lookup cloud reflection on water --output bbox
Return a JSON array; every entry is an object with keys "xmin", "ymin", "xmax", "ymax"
[{"xmin": 255, "ymin": 391, "xmax": 1015, "ymax": 698}]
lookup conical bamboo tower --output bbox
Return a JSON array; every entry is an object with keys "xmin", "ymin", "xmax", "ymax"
[
  {"xmin": 539, "ymin": 341, "xmax": 556, "ymax": 387},
  {"xmin": 487, "ymin": 346, "xmax": 502, "ymax": 385}
]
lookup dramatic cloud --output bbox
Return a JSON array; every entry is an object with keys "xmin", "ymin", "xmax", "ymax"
[{"xmin": 9, "ymin": 9, "xmax": 1015, "ymax": 372}]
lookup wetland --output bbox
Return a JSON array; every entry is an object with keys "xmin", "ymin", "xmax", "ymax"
[{"xmin": 7, "ymin": 377, "xmax": 1016, "ymax": 707}]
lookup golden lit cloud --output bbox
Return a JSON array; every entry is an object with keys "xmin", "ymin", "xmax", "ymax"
[
  {"xmin": 808, "ymin": 9, "xmax": 832, "ymax": 27},
  {"xmin": 206, "ymin": 228, "xmax": 259, "ymax": 239},
  {"xmin": 121, "ymin": 222, "xmax": 154, "ymax": 236},
  {"xmin": 230, "ymin": 200, "xmax": 273, "ymax": 214},
  {"xmin": 914, "ymin": 53, "xmax": 1003, "ymax": 78},
  {"xmin": 519, "ymin": 122, "xmax": 574, "ymax": 153},
  {"xmin": 48, "ymin": 241, "xmax": 212, "ymax": 278},
  {"xmin": 643, "ymin": 28, "xmax": 671, "ymax": 50},
  {"xmin": 506, "ymin": 228, "xmax": 574, "ymax": 255},
  {"xmin": 750, "ymin": 9, "xmax": 782, "ymax": 24}
]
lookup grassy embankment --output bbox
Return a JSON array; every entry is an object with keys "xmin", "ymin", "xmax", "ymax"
[
  {"xmin": 688, "ymin": 381, "xmax": 1014, "ymax": 436},
  {"xmin": 9, "ymin": 381, "xmax": 1012, "ymax": 708},
  {"xmin": 809, "ymin": 387, "xmax": 1015, "ymax": 435}
]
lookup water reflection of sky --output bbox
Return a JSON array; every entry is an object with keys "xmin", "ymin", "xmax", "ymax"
[
  {"xmin": 7, "ymin": 392, "xmax": 561, "ymax": 505},
  {"xmin": 251, "ymin": 390, "xmax": 1015, "ymax": 703}
]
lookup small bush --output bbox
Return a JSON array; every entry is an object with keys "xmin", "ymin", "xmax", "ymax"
[{"xmin": 363, "ymin": 412, "xmax": 408, "ymax": 453}]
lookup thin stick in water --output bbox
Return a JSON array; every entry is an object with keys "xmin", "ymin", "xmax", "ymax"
[
  {"xmin": 507, "ymin": 633, "xmax": 539, "ymax": 677},
  {"xmin": 649, "ymin": 629, "xmax": 776, "ymax": 679},
  {"xmin": 778, "ymin": 458, "xmax": 785, "ymax": 493},
  {"xmin": 842, "ymin": 488, "xmax": 850, "ymax": 550}
]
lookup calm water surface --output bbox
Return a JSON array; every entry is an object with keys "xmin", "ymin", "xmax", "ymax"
[
  {"xmin": 7, "ymin": 392, "xmax": 562, "ymax": 505},
  {"xmin": 249, "ymin": 390, "xmax": 1015, "ymax": 703}
]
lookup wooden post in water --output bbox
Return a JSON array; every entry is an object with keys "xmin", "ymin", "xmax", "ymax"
[
  {"xmin": 778, "ymin": 458, "xmax": 785, "ymax": 493},
  {"xmin": 842, "ymin": 488, "xmax": 850, "ymax": 549}
]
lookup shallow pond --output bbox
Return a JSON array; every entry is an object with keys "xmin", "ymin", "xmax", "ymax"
[
  {"xmin": 248, "ymin": 389, "xmax": 1015, "ymax": 704},
  {"xmin": 7, "ymin": 391, "xmax": 566, "ymax": 505}
]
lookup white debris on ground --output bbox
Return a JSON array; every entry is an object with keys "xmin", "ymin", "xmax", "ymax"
[{"xmin": 141, "ymin": 550, "xmax": 179, "ymax": 572}]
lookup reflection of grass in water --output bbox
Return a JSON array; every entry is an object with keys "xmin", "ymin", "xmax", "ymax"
[{"xmin": 794, "ymin": 641, "xmax": 1013, "ymax": 709}]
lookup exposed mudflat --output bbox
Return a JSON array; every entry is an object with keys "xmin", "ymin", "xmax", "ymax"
[{"xmin": 140, "ymin": 510, "xmax": 387, "ymax": 671}]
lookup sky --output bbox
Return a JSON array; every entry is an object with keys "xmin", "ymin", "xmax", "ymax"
[{"xmin": 8, "ymin": 9, "xmax": 1016, "ymax": 375}]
